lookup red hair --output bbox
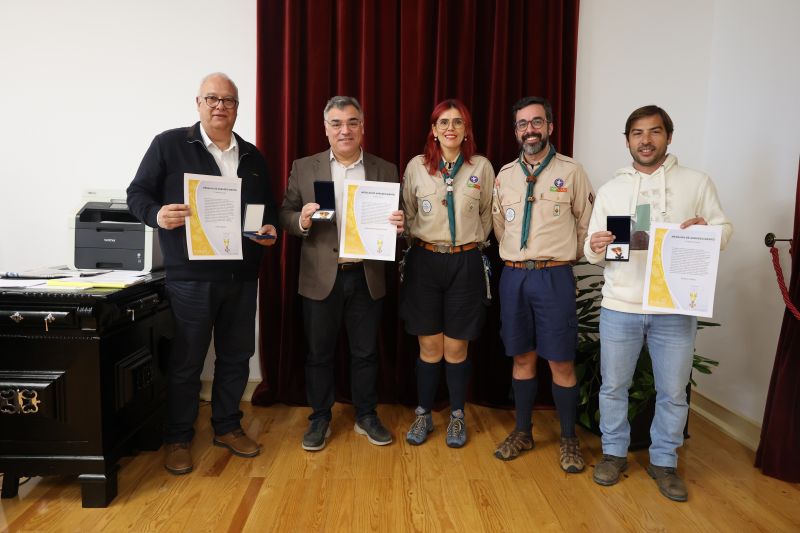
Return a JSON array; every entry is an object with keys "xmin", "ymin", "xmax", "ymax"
[{"xmin": 422, "ymin": 99, "xmax": 477, "ymax": 175}]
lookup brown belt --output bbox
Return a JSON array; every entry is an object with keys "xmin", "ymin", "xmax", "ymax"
[
  {"xmin": 337, "ymin": 262, "xmax": 363, "ymax": 271},
  {"xmin": 416, "ymin": 241, "xmax": 479, "ymax": 254},
  {"xmin": 504, "ymin": 260, "xmax": 571, "ymax": 270}
]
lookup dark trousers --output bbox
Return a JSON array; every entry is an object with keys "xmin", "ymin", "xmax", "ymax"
[
  {"xmin": 165, "ymin": 280, "xmax": 257, "ymax": 443},
  {"xmin": 303, "ymin": 267, "xmax": 383, "ymax": 422}
]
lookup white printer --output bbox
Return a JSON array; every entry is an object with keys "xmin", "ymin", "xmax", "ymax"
[{"xmin": 69, "ymin": 190, "xmax": 162, "ymax": 272}]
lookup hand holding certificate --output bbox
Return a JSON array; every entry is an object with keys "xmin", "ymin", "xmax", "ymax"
[
  {"xmin": 339, "ymin": 179, "xmax": 401, "ymax": 261},
  {"xmin": 642, "ymin": 222, "xmax": 722, "ymax": 317}
]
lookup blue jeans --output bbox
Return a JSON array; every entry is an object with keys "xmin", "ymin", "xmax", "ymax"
[{"xmin": 599, "ymin": 308, "xmax": 697, "ymax": 467}]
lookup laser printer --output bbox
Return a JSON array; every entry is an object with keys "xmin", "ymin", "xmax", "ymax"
[{"xmin": 69, "ymin": 190, "xmax": 162, "ymax": 271}]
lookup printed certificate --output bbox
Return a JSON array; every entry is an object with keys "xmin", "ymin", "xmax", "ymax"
[
  {"xmin": 183, "ymin": 173, "xmax": 242, "ymax": 260},
  {"xmin": 642, "ymin": 222, "xmax": 722, "ymax": 317},
  {"xmin": 339, "ymin": 179, "xmax": 400, "ymax": 261}
]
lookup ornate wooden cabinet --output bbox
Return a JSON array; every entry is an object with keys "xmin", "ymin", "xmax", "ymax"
[{"xmin": 0, "ymin": 275, "xmax": 172, "ymax": 507}]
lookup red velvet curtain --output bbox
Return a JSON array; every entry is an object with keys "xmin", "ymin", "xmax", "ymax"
[
  {"xmin": 252, "ymin": 0, "xmax": 580, "ymax": 408},
  {"xmin": 755, "ymin": 159, "xmax": 800, "ymax": 482}
]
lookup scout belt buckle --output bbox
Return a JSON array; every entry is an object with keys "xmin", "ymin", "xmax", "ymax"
[
  {"xmin": 524, "ymin": 260, "xmax": 549, "ymax": 270},
  {"xmin": 434, "ymin": 244, "xmax": 452, "ymax": 253}
]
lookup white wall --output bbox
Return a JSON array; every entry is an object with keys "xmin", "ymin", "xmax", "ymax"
[
  {"xmin": 0, "ymin": 0, "xmax": 260, "ymax": 379},
  {"xmin": 575, "ymin": 0, "xmax": 800, "ymax": 423}
]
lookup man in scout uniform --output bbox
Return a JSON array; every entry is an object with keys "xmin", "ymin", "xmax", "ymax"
[{"xmin": 492, "ymin": 96, "xmax": 594, "ymax": 472}]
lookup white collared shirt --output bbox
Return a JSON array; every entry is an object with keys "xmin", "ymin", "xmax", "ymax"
[
  {"xmin": 330, "ymin": 149, "xmax": 365, "ymax": 263},
  {"xmin": 329, "ymin": 149, "xmax": 365, "ymax": 229},
  {"xmin": 200, "ymin": 126, "xmax": 239, "ymax": 178}
]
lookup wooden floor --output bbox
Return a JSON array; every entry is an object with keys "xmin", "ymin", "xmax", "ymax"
[{"xmin": 1, "ymin": 403, "xmax": 799, "ymax": 533}]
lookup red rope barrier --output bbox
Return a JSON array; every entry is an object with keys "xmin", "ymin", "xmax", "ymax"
[{"xmin": 770, "ymin": 245, "xmax": 800, "ymax": 320}]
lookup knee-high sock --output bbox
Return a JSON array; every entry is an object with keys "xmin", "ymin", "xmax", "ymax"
[
  {"xmin": 512, "ymin": 377, "xmax": 538, "ymax": 433},
  {"xmin": 445, "ymin": 359, "xmax": 472, "ymax": 413},
  {"xmin": 552, "ymin": 382, "xmax": 579, "ymax": 438},
  {"xmin": 416, "ymin": 358, "xmax": 442, "ymax": 412}
]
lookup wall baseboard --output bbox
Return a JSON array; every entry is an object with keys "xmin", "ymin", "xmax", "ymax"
[
  {"xmin": 197, "ymin": 381, "xmax": 762, "ymax": 451},
  {"xmin": 690, "ymin": 391, "xmax": 762, "ymax": 451}
]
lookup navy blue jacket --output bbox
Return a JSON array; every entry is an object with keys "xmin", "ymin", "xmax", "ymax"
[{"xmin": 126, "ymin": 122, "xmax": 278, "ymax": 281}]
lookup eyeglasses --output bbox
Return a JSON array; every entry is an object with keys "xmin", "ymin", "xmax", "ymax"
[
  {"xmin": 326, "ymin": 119, "xmax": 362, "ymax": 131},
  {"xmin": 435, "ymin": 118, "xmax": 465, "ymax": 130},
  {"xmin": 203, "ymin": 95, "xmax": 238, "ymax": 109},
  {"xmin": 515, "ymin": 118, "xmax": 548, "ymax": 131}
]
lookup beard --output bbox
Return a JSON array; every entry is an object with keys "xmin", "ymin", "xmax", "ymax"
[{"xmin": 519, "ymin": 132, "xmax": 548, "ymax": 156}]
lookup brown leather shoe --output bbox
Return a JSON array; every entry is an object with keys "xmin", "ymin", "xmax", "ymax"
[
  {"xmin": 213, "ymin": 428, "xmax": 261, "ymax": 457},
  {"xmin": 164, "ymin": 442, "xmax": 193, "ymax": 475},
  {"xmin": 646, "ymin": 464, "xmax": 688, "ymax": 502}
]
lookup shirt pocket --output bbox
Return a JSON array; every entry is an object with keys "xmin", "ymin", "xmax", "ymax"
[
  {"xmin": 539, "ymin": 191, "xmax": 570, "ymax": 217},
  {"xmin": 416, "ymin": 181, "xmax": 437, "ymax": 217},
  {"xmin": 460, "ymin": 187, "xmax": 481, "ymax": 215},
  {"xmin": 500, "ymin": 192, "xmax": 523, "ymax": 224}
]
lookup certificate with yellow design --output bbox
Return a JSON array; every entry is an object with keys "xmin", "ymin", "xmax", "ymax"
[
  {"xmin": 642, "ymin": 222, "xmax": 722, "ymax": 317},
  {"xmin": 183, "ymin": 173, "xmax": 242, "ymax": 260},
  {"xmin": 339, "ymin": 179, "xmax": 400, "ymax": 261}
]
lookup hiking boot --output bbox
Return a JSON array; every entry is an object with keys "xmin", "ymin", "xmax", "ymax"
[
  {"xmin": 494, "ymin": 430, "xmax": 534, "ymax": 461},
  {"xmin": 646, "ymin": 464, "xmax": 688, "ymax": 502},
  {"xmin": 593, "ymin": 454, "xmax": 628, "ymax": 486},
  {"xmin": 213, "ymin": 428, "xmax": 261, "ymax": 457},
  {"xmin": 302, "ymin": 418, "xmax": 331, "ymax": 451},
  {"xmin": 164, "ymin": 442, "xmax": 192, "ymax": 475},
  {"xmin": 406, "ymin": 406, "xmax": 434, "ymax": 445},
  {"xmin": 559, "ymin": 436, "xmax": 585, "ymax": 473},
  {"xmin": 354, "ymin": 415, "xmax": 393, "ymax": 446},
  {"xmin": 445, "ymin": 409, "xmax": 467, "ymax": 448}
]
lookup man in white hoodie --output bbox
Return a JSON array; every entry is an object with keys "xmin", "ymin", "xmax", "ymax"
[{"xmin": 585, "ymin": 105, "xmax": 732, "ymax": 501}]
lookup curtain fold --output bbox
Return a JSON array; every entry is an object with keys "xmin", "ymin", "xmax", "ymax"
[
  {"xmin": 755, "ymin": 159, "xmax": 800, "ymax": 482},
  {"xmin": 253, "ymin": 0, "xmax": 580, "ymax": 409}
]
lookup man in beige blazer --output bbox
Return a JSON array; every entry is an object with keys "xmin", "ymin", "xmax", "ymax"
[{"xmin": 280, "ymin": 96, "xmax": 403, "ymax": 451}]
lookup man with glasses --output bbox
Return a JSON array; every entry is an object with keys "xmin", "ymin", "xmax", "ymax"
[
  {"xmin": 127, "ymin": 73, "xmax": 278, "ymax": 475},
  {"xmin": 280, "ymin": 96, "xmax": 403, "ymax": 451},
  {"xmin": 491, "ymin": 96, "xmax": 594, "ymax": 472},
  {"xmin": 586, "ymin": 105, "xmax": 732, "ymax": 501}
]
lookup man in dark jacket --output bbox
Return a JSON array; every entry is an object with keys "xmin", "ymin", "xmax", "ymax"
[{"xmin": 127, "ymin": 73, "xmax": 278, "ymax": 475}]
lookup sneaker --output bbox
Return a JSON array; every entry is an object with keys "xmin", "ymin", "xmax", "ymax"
[
  {"xmin": 302, "ymin": 418, "xmax": 331, "ymax": 451},
  {"xmin": 646, "ymin": 464, "xmax": 688, "ymax": 502},
  {"xmin": 559, "ymin": 436, "xmax": 585, "ymax": 473},
  {"xmin": 593, "ymin": 454, "xmax": 628, "ymax": 486},
  {"xmin": 164, "ymin": 442, "xmax": 193, "ymax": 475},
  {"xmin": 354, "ymin": 415, "xmax": 393, "ymax": 446},
  {"xmin": 494, "ymin": 430, "xmax": 534, "ymax": 461},
  {"xmin": 445, "ymin": 409, "xmax": 467, "ymax": 448},
  {"xmin": 213, "ymin": 428, "xmax": 261, "ymax": 457},
  {"xmin": 406, "ymin": 406, "xmax": 434, "ymax": 445}
]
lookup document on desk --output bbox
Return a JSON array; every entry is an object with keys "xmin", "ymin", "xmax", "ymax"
[
  {"xmin": 47, "ymin": 271, "xmax": 147, "ymax": 289},
  {"xmin": 184, "ymin": 173, "xmax": 242, "ymax": 260},
  {"xmin": 642, "ymin": 222, "xmax": 722, "ymax": 317},
  {"xmin": 339, "ymin": 179, "xmax": 400, "ymax": 261}
]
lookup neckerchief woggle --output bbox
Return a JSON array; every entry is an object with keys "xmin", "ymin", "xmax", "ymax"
[
  {"xmin": 518, "ymin": 144, "xmax": 556, "ymax": 250},
  {"xmin": 439, "ymin": 153, "xmax": 464, "ymax": 246}
]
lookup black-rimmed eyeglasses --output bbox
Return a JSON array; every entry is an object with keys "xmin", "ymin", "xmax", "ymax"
[
  {"xmin": 202, "ymin": 95, "xmax": 239, "ymax": 109},
  {"xmin": 515, "ymin": 118, "xmax": 548, "ymax": 131}
]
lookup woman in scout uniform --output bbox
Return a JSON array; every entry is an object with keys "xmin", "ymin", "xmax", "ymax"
[{"xmin": 400, "ymin": 99, "xmax": 494, "ymax": 448}]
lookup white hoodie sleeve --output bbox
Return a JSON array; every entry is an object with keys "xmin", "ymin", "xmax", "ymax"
[{"xmin": 696, "ymin": 175, "xmax": 734, "ymax": 250}]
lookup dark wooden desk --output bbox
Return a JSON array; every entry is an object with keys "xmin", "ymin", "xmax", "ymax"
[{"xmin": 0, "ymin": 275, "xmax": 172, "ymax": 507}]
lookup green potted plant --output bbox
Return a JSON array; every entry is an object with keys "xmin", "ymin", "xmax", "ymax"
[{"xmin": 573, "ymin": 261, "xmax": 719, "ymax": 448}]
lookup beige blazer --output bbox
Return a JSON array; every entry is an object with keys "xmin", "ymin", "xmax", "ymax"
[{"xmin": 280, "ymin": 150, "xmax": 399, "ymax": 301}]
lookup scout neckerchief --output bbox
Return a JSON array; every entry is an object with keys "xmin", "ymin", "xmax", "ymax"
[
  {"xmin": 439, "ymin": 153, "xmax": 464, "ymax": 246},
  {"xmin": 519, "ymin": 144, "xmax": 556, "ymax": 250}
]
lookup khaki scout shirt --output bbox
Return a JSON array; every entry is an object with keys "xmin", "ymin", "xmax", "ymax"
[
  {"xmin": 402, "ymin": 154, "xmax": 494, "ymax": 245},
  {"xmin": 493, "ymin": 152, "xmax": 594, "ymax": 262}
]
